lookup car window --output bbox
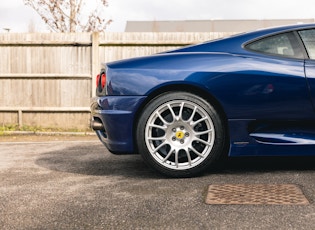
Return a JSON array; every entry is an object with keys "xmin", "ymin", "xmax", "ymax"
[
  {"xmin": 246, "ymin": 32, "xmax": 304, "ymax": 59},
  {"xmin": 298, "ymin": 29, "xmax": 315, "ymax": 59}
]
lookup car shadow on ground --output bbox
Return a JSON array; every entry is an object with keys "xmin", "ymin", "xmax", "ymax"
[
  {"xmin": 35, "ymin": 144, "xmax": 160, "ymax": 179},
  {"xmin": 36, "ymin": 144, "xmax": 315, "ymax": 178}
]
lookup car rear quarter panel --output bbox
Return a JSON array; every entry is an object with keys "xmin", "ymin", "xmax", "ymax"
[{"xmin": 106, "ymin": 52, "xmax": 314, "ymax": 120}]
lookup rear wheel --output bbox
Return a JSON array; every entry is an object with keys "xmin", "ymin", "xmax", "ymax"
[{"xmin": 136, "ymin": 92, "xmax": 227, "ymax": 177}]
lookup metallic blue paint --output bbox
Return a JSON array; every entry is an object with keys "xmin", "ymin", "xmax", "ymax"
[
  {"xmin": 91, "ymin": 96, "xmax": 146, "ymax": 153},
  {"xmin": 91, "ymin": 23, "xmax": 315, "ymax": 157}
]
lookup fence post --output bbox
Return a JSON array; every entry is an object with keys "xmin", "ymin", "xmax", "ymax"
[{"xmin": 91, "ymin": 32, "xmax": 100, "ymax": 97}]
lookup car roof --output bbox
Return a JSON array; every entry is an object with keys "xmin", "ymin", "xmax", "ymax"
[{"xmin": 167, "ymin": 23, "xmax": 315, "ymax": 55}]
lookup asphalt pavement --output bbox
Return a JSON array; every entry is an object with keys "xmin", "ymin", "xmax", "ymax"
[{"xmin": 1, "ymin": 135, "xmax": 315, "ymax": 229}]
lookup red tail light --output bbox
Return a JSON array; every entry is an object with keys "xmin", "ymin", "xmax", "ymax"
[
  {"xmin": 96, "ymin": 74, "xmax": 100, "ymax": 87},
  {"xmin": 96, "ymin": 73, "xmax": 106, "ymax": 89},
  {"xmin": 101, "ymin": 73, "xmax": 106, "ymax": 88}
]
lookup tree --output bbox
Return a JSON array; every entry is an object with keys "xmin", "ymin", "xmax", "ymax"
[{"xmin": 23, "ymin": 0, "xmax": 112, "ymax": 32}]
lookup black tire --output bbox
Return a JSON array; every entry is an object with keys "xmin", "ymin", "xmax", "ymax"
[{"xmin": 136, "ymin": 91, "xmax": 227, "ymax": 177}]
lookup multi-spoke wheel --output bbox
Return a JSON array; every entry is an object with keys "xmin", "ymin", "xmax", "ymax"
[{"xmin": 136, "ymin": 92, "xmax": 227, "ymax": 177}]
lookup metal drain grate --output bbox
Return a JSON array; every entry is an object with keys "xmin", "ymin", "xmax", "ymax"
[{"xmin": 205, "ymin": 184, "xmax": 309, "ymax": 205}]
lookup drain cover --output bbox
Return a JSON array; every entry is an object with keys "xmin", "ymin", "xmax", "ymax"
[{"xmin": 205, "ymin": 184, "xmax": 309, "ymax": 205}]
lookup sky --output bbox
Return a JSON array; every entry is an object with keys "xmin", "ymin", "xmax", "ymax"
[{"xmin": 1, "ymin": 0, "xmax": 315, "ymax": 32}]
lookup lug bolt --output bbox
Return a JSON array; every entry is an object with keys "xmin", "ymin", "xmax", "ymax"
[
  {"xmin": 180, "ymin": 140, "xmax": 184, "ymax": 144},
  {"xmin": 185, "ymin": 132, "xmax": 189, "ymax": 137},
  {"xmin": 172, "ymin": 128, "xmax": 176, "ymax": 132},
  {"xmin": 172, "ymin": 137, "xmax": 176, "ymax": 141},
  {"xmin": 180, "ymin": 126, "xmax": 184, "ymax": 130}
]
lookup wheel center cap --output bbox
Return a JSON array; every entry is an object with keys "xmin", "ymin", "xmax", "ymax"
[{"xmin": 175, "ymin": 131, "xmax": 184, "ymax": 139}]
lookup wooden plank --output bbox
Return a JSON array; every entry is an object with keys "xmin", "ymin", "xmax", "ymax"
[
  {"xmin": 0, "ymin": 33, "xmax": 91, "ymax": 45},
  {"xmin": 0, "ymin": 74, "xmax": 91, "ymax": 79},
  {"xmin": 99, "ymin": 32, "xmax": 235, "ymax": 45},
  {"xmin": 91, "ymin": 32, "xmax": 100, "ymax": 97},
  {"xmin": 0, "ymin": 107, "xmax": 90, "ymax": 112}
]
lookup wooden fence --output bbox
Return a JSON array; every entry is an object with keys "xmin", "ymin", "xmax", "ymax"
[{"xmin": 0, "ymin": 32, "xmax": 234, "ymax": 130}]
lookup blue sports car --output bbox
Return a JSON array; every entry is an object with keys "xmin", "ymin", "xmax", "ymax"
[{"xmin": 91, "ymin": 23, "xmax": 315, "ymax": 177}]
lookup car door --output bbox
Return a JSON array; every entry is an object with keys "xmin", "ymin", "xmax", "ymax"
[
  {"xmin": 240, "ymin": 31, "xmax": 314, "ymax": 119},
  {"xmin": 299, "ymin": 29, "xmax": 315, "ymax": 109},
  {"xmin": 237, "ymin": 30, "xmax": 315, "ymax": 156}
]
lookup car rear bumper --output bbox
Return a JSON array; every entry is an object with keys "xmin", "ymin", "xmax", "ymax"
[{"xmin": 90, "ymin": 95, "xmax": 147, "ymax": 154}]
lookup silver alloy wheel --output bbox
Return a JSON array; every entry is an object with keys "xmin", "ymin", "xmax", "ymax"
[{"xmin": 145, "ymin": 100, "xmax": 215, "ymax": 170}]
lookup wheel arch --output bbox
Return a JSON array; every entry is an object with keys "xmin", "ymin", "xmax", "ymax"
[{"xmin": 133, "ymin": 83, "xmax": 230, "ymax": 153}]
